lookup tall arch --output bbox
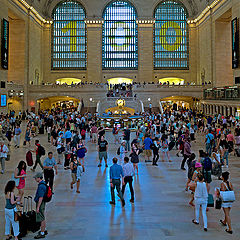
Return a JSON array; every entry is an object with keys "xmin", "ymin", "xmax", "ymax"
[
  {"xmin": 154, "ymin": 0, "xmax": 189, "ymax": 69},
  {"xmin": 51, "ymin": 0, "xmax": 86, "ymax": 70},
  {"xmin": 102, "ymin": 0, "xmax": 138, "ymax": 69}
]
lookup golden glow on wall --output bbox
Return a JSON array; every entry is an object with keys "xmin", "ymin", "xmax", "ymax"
[
  {"xmin": 159, "ymin": 77, "xmax": 184, "ymax": 85},
  {"xmin": 56, "ymin": 78, "xmax": 82, "ymax": 85},
  {"xmin": 107, "ymin": 78, "xmax": 133, "ymax": 85}
]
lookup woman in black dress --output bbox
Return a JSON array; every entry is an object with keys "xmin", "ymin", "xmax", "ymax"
[{"xmin": 130, "ymin": 143, "xmax": 139, "ymax": 175}]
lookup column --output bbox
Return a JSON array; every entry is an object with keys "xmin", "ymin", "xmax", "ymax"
[
  {"xmin": 223, "ymin": 106, "xmax": 226, "ymax": 116},
  {"xmin": 138, "ymin": 20, "xmax": 154, "ymax": 83},
  {"xmin": 86, "ymin": 20, "xmax": 103, "ymax": 83}
]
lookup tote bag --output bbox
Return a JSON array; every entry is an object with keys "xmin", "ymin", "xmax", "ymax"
[
  {"xmin": 11, "ymin": 173, "xmax": 20, "ymax": 187},
  {"xmin": 220, "ymin": 182, "xmax": 235, "ymax": 202}
]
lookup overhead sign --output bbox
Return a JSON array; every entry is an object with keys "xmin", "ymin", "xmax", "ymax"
[
  {"xmin": 0, "ymin": 94, "xmax": 7, "ymax": 107},
  {"xmin": 232, "ymin": 18, "xmax": 239, "ymax": 69},
  {"xmin": 1, "ymin": 19, "xmax": 9, "ymax": 69}
]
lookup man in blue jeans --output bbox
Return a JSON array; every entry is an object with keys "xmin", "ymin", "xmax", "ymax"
[
  {"xmin": 109, "ymin": 157, "xmax": 125, "ymax": 207},
  {"xmin": 205, "ymin": 129, "xmax": 214, "ymax": 156}
]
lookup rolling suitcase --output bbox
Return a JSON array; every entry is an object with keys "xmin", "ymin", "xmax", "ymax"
[
  {"xmin": 26, "ymin": 151, "xmax": 33, "ymax": 166},
  {"xmin": 27, "ymin": 196, "xmax": 41, "ymax": 233},
  {"xmin": 18, "ymin": 197, "xmax": 29, "ymax": 237}
]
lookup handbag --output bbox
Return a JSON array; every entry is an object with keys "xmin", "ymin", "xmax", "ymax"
[
  {"xmin": 14, "ymin": 210, "xmax": 21, "ymax": 222},
  {"xmin": 220, "ymin": 182, "xmax": 235, "ymax": 202},
  {"xmin": 188, "ymin": 181, "xmax": 195, "ymax": 192},
  {"xmin": 215, "ymin": 197, "xmax": 222, "ymax": 209},
  {"xmin": 6, "ymin": 154, "xmax": 10, "ymax": 161},
  {"xmin": 207, "ymin": 194, "xmax": 214, "ymax": 207},
  {"xmin": 11, "ymin": 173, "xmax": 20, "ymax": 187}
]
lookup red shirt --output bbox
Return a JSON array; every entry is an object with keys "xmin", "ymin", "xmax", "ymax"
[
  {"xmin": 227, "ymin": 134, "xmax": 234, "ymax": 142},
  {"xmin": 36, "ymin": 144, "xmax": 40, "ymax": 155}
]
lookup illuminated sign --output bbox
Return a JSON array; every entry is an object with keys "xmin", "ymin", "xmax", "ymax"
[
  {"xmin": 1, "ymin": 19, "xmax": 9, "ymax": 69},
  {"xmin": 232, "ymin": 18, "xmax": 239, "ymax": 69},
  {"xmin": 0, "ymin": 94, "xmax": 7, "ymax": 107}
]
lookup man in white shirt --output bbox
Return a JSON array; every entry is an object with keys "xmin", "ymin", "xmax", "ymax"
[
  {"xmin": 0, "ymin": 139, "xmax": 9, "ymax": 174},
  {"xmin": 122, "ymin": 157, "xmax": 135, "ymax": 203}
]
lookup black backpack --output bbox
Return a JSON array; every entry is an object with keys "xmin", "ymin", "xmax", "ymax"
[
  {"xmin": 117, "ymin": 147, "xmax": 120, "ymax": 155},
  {"xmin": 203, "ymin": 157, "xmax": 212, "ymax": 171},
  {"xmin": 38, "ymin": 145, "xmax": 45, "ymax": 157}
]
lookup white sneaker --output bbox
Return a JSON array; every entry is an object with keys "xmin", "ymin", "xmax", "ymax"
[
  {"xmin": 1, "ymin": 170, "xmax": 4, "ymax": 174},
  {"xmin": 226, "ymin": 165, "xmax": 229, "ymax": 168}
]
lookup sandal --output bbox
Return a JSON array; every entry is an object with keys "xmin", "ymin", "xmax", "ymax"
[
  {"xmin": 225, "ymin": 229, "xmax": 233, "ymax": 234},
  {"xmin": 192, "ymin": 219, "xmax": 199, "ymax": 225},
  {"xmin": 189, "ymin": 202, "xmax": 195, "ymax": 207},
  {"xmin": 220, "ymin": 220, "xmax": 227, "ymax": 226}
]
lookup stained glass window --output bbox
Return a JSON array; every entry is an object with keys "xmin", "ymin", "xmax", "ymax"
[
  {"xmin": 102, "ymin": 1, "xmax": 138, "ymax": 69},
  {"xmin": 51, "ymin": 0, "xmax": 86, "ymax": 70},
  {"xmin": 154, "ymin": 0, "xmax": 189, "ymax": 69}
]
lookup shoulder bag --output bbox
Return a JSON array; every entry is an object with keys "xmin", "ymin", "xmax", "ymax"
[{"xmin": 220, "ymin": 182, "xmax": 235, "ymax": 203}]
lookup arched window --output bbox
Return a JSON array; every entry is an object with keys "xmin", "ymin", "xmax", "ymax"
[
  {"xmin": 102, "ymin": 1, "xmax": 138, "ymax": 69},
  {"xmin": 51, "ymin": 0, "xmax": 86, "ymax": 70},
  {"xmin": 154, "ymin": 0, "xmax": 189, "ymax": 69}
]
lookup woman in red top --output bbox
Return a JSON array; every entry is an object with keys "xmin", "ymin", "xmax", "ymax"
[{"xmin": 14, "ymin": 161, "xmax": 27, "ymax": 204}]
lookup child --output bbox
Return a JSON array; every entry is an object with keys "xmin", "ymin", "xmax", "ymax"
[
  {"xmin": 76, "ymin": 163, "xmax": 83, "ymax": 193},
  {"xmin": 119, "ymin": 141, "xmax": 126, "ymax": 161}
]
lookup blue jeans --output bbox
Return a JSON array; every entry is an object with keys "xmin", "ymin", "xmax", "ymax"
[
  {"xmin": 126, "ymin": 140, "xmax": 130, "ymax": 152},
  {"xmin": 223, "ymin": 151, "xmax": 229, "ymax": 165},
  {"xmin": 206, "ymin": 143, "xmax": 212, "ymax": 156}
]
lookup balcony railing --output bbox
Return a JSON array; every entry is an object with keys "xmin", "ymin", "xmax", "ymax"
[
  {"xmin": 134, "ymin": 84, "xmax": 208, "ymax": 89},
  {"xmin": 204, "ymin": 86, "xmax": 240, "ymax": 100}
]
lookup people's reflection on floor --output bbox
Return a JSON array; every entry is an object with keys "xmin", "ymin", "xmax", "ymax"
[
  {"xmin": 109, "ymin": 204, "xmax": 135, "ymax": 238},
  {"xmin": 95, "ymin": 167, "xmax": 107, "ymax": 187}
]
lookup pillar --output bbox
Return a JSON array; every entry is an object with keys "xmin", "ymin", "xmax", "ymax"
[
  {"xmin": 138, "ymin": 20, "xmax": 154, "ymax": 83},
  {"xmin": 86, "ymin": 20, "xmax": 102, "ymax": 83}
]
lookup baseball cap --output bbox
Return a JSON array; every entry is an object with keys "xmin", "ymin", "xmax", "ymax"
[
  {"xmin": 33, "ymin": 172, "xmax": 43, "ymax": 179},
  {"xmin": 195, "ymin": 162, "xmax": 202, "ymax": 168}
]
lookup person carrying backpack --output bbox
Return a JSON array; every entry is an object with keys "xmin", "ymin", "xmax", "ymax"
[
  {"xmin": 33, "ymin": 172, "xmax": 48, "ymax": 239},
  {"xmin": 31, "ymin": 140, "xmax": 44, "ymax": 172},
  {"xmin": 205, "ymin": 129, "xmax": 214, "ymax": 156},
  {"xmin": 201, "ymin": 152, "xmax": 212, "ymax": 192}
]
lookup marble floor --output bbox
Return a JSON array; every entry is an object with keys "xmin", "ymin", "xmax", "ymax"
[{"xmin": 0, "ymin": 128, "xmax": 239, "ymax": 240}]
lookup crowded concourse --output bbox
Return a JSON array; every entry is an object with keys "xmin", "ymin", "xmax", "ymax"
[{"xmin": 0, "ymin": 107, "xmax": 239, "ymax": 239}]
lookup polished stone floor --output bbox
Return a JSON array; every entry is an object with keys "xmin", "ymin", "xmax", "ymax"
[{"xmin": 0, "ymin": 126, "xmax": 240, "ymax": 240}]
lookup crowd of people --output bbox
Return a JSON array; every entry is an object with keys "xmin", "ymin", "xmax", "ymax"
[
  {"xmin": 0, "ymin": 107, "xmax": 238, "ymax": 239},
  {"xmin": 107, "ymin": 83, "xmax": 133, "ymax": 98}
]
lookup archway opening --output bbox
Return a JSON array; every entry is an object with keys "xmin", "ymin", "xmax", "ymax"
[
  {"xmin": 7, "ymin": 97, "xmax": 23, "ymax": 113},
  {"xmin": 37, "ymin": 96, "xmax": 80, "ymax": 110},
  {"xmin": 159, "ymin": 77, "xmax": 184, "ymax": 85},
  {"xmin": 56, "ymin": 78, "xmax": 82, "ymax": 85},
  {"xmin": 160, "ymin": 96, "xmax": 200, "ymax": 110},
  {"xmin": 107, "ymin": 78, "xmax": 133, "ymax": 85}
]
